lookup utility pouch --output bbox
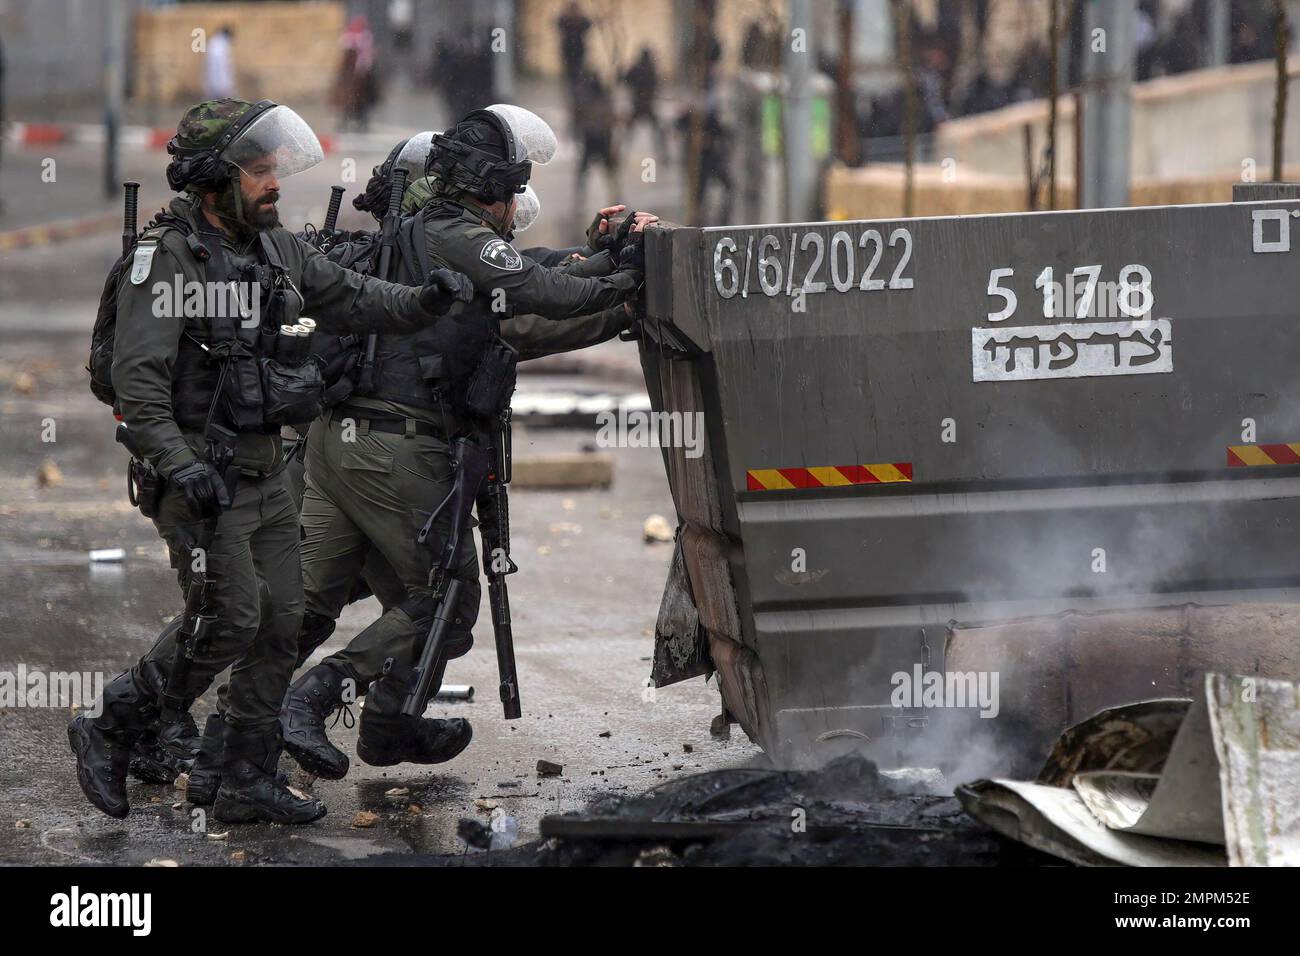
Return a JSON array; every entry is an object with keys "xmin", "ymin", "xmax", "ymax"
[
  {"xmin": 127, "ymin": 458, "xmax": 165, "ymax": 519},
  {"xmin": 465, "ymin": 336, "xmax": 518, "ymax": 421},
  {"xmin": 260, "ymin": 357, "xmax": 325, "ymax": 425},
  {"xmin": 220, "ymin": 349, "xmax": 266, "ymax": 431}
]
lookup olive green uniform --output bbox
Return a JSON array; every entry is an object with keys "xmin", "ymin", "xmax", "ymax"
[
  {"xmin": 116, "ymin": 193, "xmax": 443, "ymax": 735},
  {"xmin": 301, "ymin": 196, "xmax": 638, "ymax": 690}
]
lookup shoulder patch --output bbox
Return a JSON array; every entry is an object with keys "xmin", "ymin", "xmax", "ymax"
[
  {"xmin": 479, "ymin": 238, "xmax": 523, "ymax": 273},
  {"xmin": 130, "ymin": 240, "xmax": 159, "ymax": 285}
]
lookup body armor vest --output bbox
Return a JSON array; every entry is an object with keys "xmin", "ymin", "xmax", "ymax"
[
  {"xmin": 161, "ymin": 218, "xmax": 317, "ymax": 433},
  {"xmin": 326, "ymin": 209, "xmax": 497, "ymax": 414}
]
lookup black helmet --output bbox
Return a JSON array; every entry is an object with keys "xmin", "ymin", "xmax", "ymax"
[{"xmin": 428, "ymin": 104, "xmax": 556, "ymax": 204}]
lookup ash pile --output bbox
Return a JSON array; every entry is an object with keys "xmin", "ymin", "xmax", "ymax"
[{"xmin": 526, "ymin": 755, "xmax": 1051, "ymax": 866}]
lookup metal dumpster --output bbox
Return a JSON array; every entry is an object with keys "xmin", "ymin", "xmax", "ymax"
[{"xmin": 638, "ymin": 184, "xmax": 1300, "ymax": 774}]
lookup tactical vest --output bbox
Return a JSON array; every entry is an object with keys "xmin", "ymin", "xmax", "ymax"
[
  {"xmin": 158, "ymin": 218, "xmax": 317, "ymax": 433},
  {"xmin": 353, "ymin": 208, "xmax": 496, "ymax": 413}
]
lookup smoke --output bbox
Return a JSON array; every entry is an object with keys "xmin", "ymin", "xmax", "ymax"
[{"xmin": 762, "ymin": 403, "xmax": 1286, "ymax": 787}]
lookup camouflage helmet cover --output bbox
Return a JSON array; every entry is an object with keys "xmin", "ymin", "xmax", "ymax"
[
  {"xmin": 172, "ymin": 98, "xmax": 257, "ymax": 152},
  {"xmin": 166, "ymin": 98, "xmax": 323, "ymax": 193}
]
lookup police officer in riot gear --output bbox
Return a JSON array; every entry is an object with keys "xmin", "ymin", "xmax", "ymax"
[
  {"xmin": 67, "ymin": 98, "xmax": 475, "ymax": 825},
  {"xmin": 280, "ymin": 107, "xmax": 654, "ymax": 778}
]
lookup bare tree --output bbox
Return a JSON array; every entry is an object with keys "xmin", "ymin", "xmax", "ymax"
[{"xmin": 891, "ymin": 0, "xmax": 917, "ymax": 217}]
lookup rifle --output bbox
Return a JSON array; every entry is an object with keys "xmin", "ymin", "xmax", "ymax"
[
  {"xmin": 121, "ymin": 181, "xmax": 140, "ymax": 256},
  {"xmin": 475, "ymin": 407, "xmax": 521, "ymax": 719},
  {"xmin": 401, "ymin": 435, "xmax": 491, "ymax": 718},
  {"xmin": 355, "ymin": 167, "xmax": 409, "ymax": 395}
]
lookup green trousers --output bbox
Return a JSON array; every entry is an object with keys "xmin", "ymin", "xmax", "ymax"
[
  {"xmin": 299, "ymin": 408, "xmax": 480, "ymax": 689},
  {"xmin": 138, "ymin": 469, "xmax": 303, "ymax": 734}
]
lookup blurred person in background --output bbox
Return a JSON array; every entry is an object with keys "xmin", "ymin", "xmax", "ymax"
[
  {"xmin": 433, "ymin": 31, "xmax": 498, "ymax": 123},
  {"xmin": 390, "ymin": 0, "xmax": 414, "ymax": 54},
  {"xmin": 335, "ymin": 15, "xmax": 379, "ymax": 132},
  {"xmin": 621, "ymin": 46, "xmax": 664, "ymax": 147},
  {"xmin": 556, "ymin": 1, "xmax": 592, "ymax": 91},
  {"xmin": 1230, "ymin": 0, "xmax": 1281, "ymax": 63},
  {"xmin": 575, "ymin": 69, "xmax": 621, "ymax": 214},
  {"xmin": 556, "ymin": 0, "xmax": 592, "ymax": 134},
  {"xmin": 676, "ymin": 103, "xmax": 733, "ymax": 224},
  {"xmin": 203, "ymin": 25, "xmax": 236, "ymax": 100}
]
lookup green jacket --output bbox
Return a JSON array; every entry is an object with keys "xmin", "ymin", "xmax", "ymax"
[
  {"xmin": 421, "ymin": 198, "xmax": 639, "ymax": 322},
  {"xmin": 405, "ymin": 178, "xmax": 632, "ymax": 357},
  {"xmin": 112, "ymin": 193, "xmax": 444, "ymax": 477},
  {"xmin": 343, "ymin": 187, "xmax": 635, "ymax": 425}
]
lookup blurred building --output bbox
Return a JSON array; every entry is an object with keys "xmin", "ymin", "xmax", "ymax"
[{"xmin": 0, "ymin": 0, "xmax": 150, "ymax": 111}]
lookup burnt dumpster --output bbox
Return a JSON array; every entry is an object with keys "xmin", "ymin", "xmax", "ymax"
[{"xmin": 638, "ymin": 185, "xmax": 1300, "ymax": 774}]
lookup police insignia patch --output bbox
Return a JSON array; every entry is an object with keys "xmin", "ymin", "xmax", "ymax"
[
  {"xmin": 130, "ymin": 241, "xmax": 158, "ymax": 285},
  {"xmin": 479, "ymin": 238, "xmax": 523, "ymax": 272}
]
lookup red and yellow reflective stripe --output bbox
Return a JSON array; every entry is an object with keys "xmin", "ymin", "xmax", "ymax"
[
  {"xmin": 1227, "ymin": 443, "xmax": 1300, "ymax": 467},
  {"xmin": 746, "ymin": 462, "xmax": 913, "ymax": 491}
]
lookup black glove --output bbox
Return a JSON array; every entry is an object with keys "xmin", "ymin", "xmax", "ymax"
[
  {"xmin": 616, "ymin": 230, "xmax": 645, "ymax": 279},
  {"xmin": 610, "ymin": 212, "xmax": 637, "ymax": 254},
  {"xmin": 419, "ymin": 269, "xmax": 475, "ymax": 316},
  {"xmin": 170, "ymin": 460, "xmax": 231, "ymax": 521},
  {"xmin": 586, "ymin": 211, "xmax": 613, "ymax": 251},
  {"xmin": 586, "ymin": 209, "xmax": 637, "ymax": 254}
]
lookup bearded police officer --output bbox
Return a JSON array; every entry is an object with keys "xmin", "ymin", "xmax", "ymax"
[
  {"xmin": 280, "ymin": 106, "xmax": 654, "ymax": 779},
  {"xmin": 67, "ymin": 98, "xmax": 475, "ymax": 825}
]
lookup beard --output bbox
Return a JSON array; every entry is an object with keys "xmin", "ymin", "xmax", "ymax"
[{"xmin": 213, "ymin": 182, "xmax": 281, "ymax": 232}]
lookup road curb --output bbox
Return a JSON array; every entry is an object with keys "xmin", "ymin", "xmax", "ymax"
[
  {"xmin": 0, "ymin": 197, "xmax": 169, "ymax": 251},
  {"xmin": 2, "ymin": 121, "xmax": 393, "ymax": 155}
]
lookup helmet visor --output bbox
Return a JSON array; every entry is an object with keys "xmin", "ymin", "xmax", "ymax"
[
  {"xmin": 513, "ymin": 184, "xmax": 540, "ymax": 233},
  {"xmin": 395, "ymin": 131, "xmax": 435, "ymax": 182},
  {"xmin": 222, "ymin": 106, "xmax": 324, "ymax": 180},
  {"xmin": 486, "ymin": 104, "xmax": 557, "ymax": 166}
]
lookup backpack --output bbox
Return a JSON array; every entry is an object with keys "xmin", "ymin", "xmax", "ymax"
[{"xmin": 87, "ymin": 213, "xmax": 192, "ymax": 410}]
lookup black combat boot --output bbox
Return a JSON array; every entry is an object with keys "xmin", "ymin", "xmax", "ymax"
[
  {"xmin": 185, "ymin": 713, "xmax": 225, "ymax": 806},
  {"xmin": 281, "ymin": 664, "xmax": 351, "ymax": 779},
  {"xmin": 130, "ymin": 710, "xmax": 202, "ymax": 784},
  {"xmin": 127, "ymin": 648, "xmax": 201, "ymax": 785},
  {"xmin": 213, "ymin": 724, "xmax": 325, "ymax": 825},
  {"xmin": 357, "ymin": 660, "xmax": 472, "ymax": 767},
  {"xmin": 67, "ymin": 669, "xmax": 160, "ymax": 818}
]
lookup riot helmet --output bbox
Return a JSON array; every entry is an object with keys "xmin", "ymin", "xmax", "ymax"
[
  {"xmin": 166, "ymin": 98, "xmax": 323, "ymax": 227},
  {"xmin": 428, "ymin": 104, "xmax": 557, "ymax": 204}
]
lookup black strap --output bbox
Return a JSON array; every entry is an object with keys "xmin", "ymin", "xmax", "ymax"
[
  {"xmin": 258, "ymin": 230, "xmax": 285, "ymax": 271},
  {"xmin": 189, "ymin": 224, "xmax": 241, "ymax": 347},
  {"xmin": 392, "ymin": 215, "xmax": 420, "ymax": 286}
]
